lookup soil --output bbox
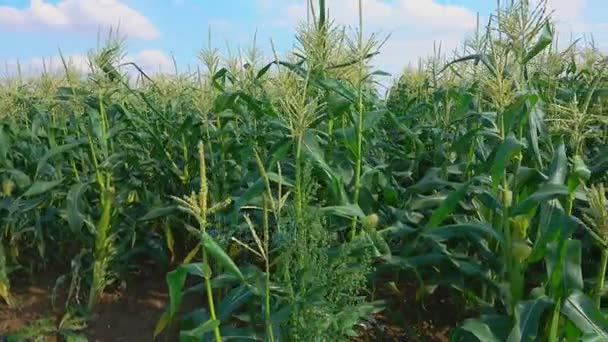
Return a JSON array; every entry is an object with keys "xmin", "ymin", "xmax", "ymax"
[
  {"xmin": 0, "ymin": 267, "xmax": 176, "ymax": 342},
  {"xmin": 358, "ymin": 283, "xmax": 465, "ymax": 342},
  {"xmin": 1, "ymin": 271, "xmax": 460, "ymax": 342}
]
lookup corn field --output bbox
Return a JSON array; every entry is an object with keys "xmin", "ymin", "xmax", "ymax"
[{"xmin": 1, "ymin": 0, "xmax": 608, "ymax": 341}]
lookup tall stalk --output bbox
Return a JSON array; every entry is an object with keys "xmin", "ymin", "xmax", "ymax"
[
  {"xmin": 262, "ymin": 196, "xmax": 275, "ymax": 342},
  {"xmin": 87, "ymin": 92, "xmax": 115, "ymax": 311},
  {"xmin": 197, "ymin": 141, "xmax": 222, "ymax": 342},
  {"xmin": 350, "ymin": 0, "xmax": 365, "ymax": 240},
  {"xmin": 596, "ymin": 250, "xmax": 608, "ymax": 308},
  {"xmin": 585, "ymin": 184, "xmax": 608, "ymax": 308}
]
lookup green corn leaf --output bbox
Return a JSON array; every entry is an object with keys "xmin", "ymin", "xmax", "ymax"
[
  {"xmin": 590, "ymin": 147, "xmax": 608, "ymax": 176},
  {"xmin": 502, "ymin": 95, "xmax": 532, "ymax": 135},
  {"xmin": 382, "ymin": 253, "xmax": 446, "ymax": 270},
  {"xmin": 139, "ymin": 206, "xmax": 178, "ymax": 221},
  {"xmin": 180, "ymin": 319, "xmax": 220, "ymax": 339},
  {"xmin": 511, "ymin": 183, "xmax": 569, "ymax": 216},
  {"xmin": 0, "ymin": 169, "xmax": 31, "ymax": 188},
  {"xmin": 424, "ymin": 222, "xmax": 504, "ymax": 243},
  {"xmin": 528, "ymin": 102, "xmax": 545, "ymax": 166},
  {"xmin": 548, "ymin": 141, "xmax": 568, "ymax": 186},
  {"xmin": 562, "ymin": 290, "xmax": 608, "ymax": 338},
  {"xmin": 490, "ymin": 134, "xmax": 523, "ymax": 191},
  {"xmin": 0, "ymin": 125, "xmax": 8, "ymax": 165},
  {"xmin": 507, "ymin": 296, "xmax": 553, "ymax": 342},
  {"xmin": 321, "ymin": 204, "xmax": 366, "ymax": 220},
  {"xmin": 456, "ymin": 315, "xmax": 511, "ymax": 342},
  {"xmin": 202, "ymin": 232, "xmax": 244, "ymax": 281},
  {"xmin": 35, "ymin": 141, "xmax": 85, "ymax": 179},
  {"xmin": 522, "ymin": 22, "xmax": 553, "ymax": 64},
  {"xmin": 153, "ymin": 311, "xmax": 171, "ymax": 337},
  {"xmin": 512, "ymin": 167, "xmax": 548, "ymax": 192},
  {"xmin": 573, "ymin": 155, "xmax": 591, "ymax": 181},
  {"xmin": 256, "ymin": 61, "xmax": 274, "ymax": 80},
  {"xmin": 231, "ymin": 178, "xmax": 264, "ymax": 214},
  {"xmin": 363, "ymin": 109, "xmax": 388, "ymax": 132},
  {"xmin": 426, "ymin": 181, "xmax": 471, "ymax": 229},
  {"xmin": 563, "ymin": 239, "xmax": 584, "ymax": 292},
  {"xmin": 529, "ymin": 201, "xmax": 568, "ymax": 262},
  {"xmin": 66, "ymin": 182, "xmax": 89, "ymax": 232},
  {"xmin": 218, "ymin": 285, "xmax": 253, "ymax": 321},
  {"xmin": 441, "ymin": 53, "xmax": 497, "ymax": 77},
  {"xmin": 546, "ymin": 239, "xmax": 584, "ymax": 295},
  {"xmin": 22, "ymin": 179, "xmax": 63, "ymax": 198},
  {"xmin": 166, "ymin": 267, "xmax": 187, "ymax": 318}
]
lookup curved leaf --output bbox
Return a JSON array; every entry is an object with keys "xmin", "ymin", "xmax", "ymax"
[
  {"xmin": 66, "ymin": 182, "xmax": 89, "ymax": 232},
  {"xmin": 140, "ymin": 206, "xmax": 178, "ymax": 221},
  {"xmin": 202, "ymin": 232, "xmax": 244, "ymax": 281},
  {"xmin": 507, "ymin": 296, "xmax": 553, "ymax": 342},
  {"xmin": 426, "ymin": 181, "xmax": 471, "ymax": 229},
  {"xmin": 511, "ymin": 183, "xmax": 569, "ymax": 216},
  {"xmin": 562, "ymin": 290, "xmax": 608, "ymax": 338},
  {"xmin": 22, "ymin": 179, "xmax": 62, "ymax": 198}
]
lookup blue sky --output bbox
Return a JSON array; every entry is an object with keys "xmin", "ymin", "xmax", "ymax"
[{"xmin": 0, "ymin": 0, "xmax": 606, "ymax": 77}]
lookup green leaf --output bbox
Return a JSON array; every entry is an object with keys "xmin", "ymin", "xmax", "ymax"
[
  {"xmin": 35, "ymin": 141, "xmax": 85, "ymax": 179},
  {"xmin": 573, "ymin": 155, "xmax": 591, "ymax": 181},
  {"xmin": 22, "ymin": 179, "xmax": 62, "ymax": 198},
  {"xmin": 456, "ymin": 315, "xmax": 511, "ymax": 342},
  {"xmin": 562, "ymin": 290, "xmax": 608, "ymax": 338},
  {"xmin": 546, "ymin": 239, "xmax": 584, "ymax": 298},
  {"xmin": 320, "ymin": 205, "xmax": 365, "ymax": 220},
  {"xmin": 511, "ymin": 183, "xmax": 569, "ymax": 216},
  {"xmin": 382, "ymin": 253, "xmax": 445, "ymax": 270},
  {"xmin": 563, "ymin": 239, "xmax": 584, "ymax": 292},
  {"xmin": 512, "ymin": 167, "xmax": 547, "ymax": 192},
  {"xmin": 218, "ymin": 285, "xmax": 253, "ymax": 320},
  {"xmin": 363, "ymin": 109, "xmax": 388, "ymax": 131},
  {"xmin": 153, "ymin": 311, "xmax": 171, "ymax": 337},
  {"xmin": 590, "ymin": 147, "xmax": 608, "ymax": 176},
  {"xmin": 441, "ymin": 53, "xmax": 497, "ymax": 77},
  {"xmin": 424, "ymin": 222, "xmax": 503, "ymax": 243},
  {"xmin": 528, "ymin": 102, "xmax": 545, "ymax": 166},
  {"xmin": 266, "ymin": 172, "xmax": 293, "ymax": 187},
  {"xmin": 502, "ymin": 95, "xmax": 536, "ymax": 135},
  {"xmin": 140, "ymin": 206, "xmax": 178, "ymax": 221},
  {"xmin": 0, "ymin": 169, "xmax": 32, "ymax": 188},
  {"xmin": 66, "ymin": 182, "xmax": 89, "ymax": 232},
  {"xmin": 426, "ymin": 181, "xmax": 471, "ymax": 229},
  {"xmin": 232, "ymin": 178, "xmax": 264, "ymax": 214},
  {"xmin": 490, "ymin": 134, "xmax": 523, "ymax": 191},
  {"xmin": 180, "ymin": 319, "xmax": 220, "ymax": 339},
  {"xmin": 0, "ymin": 125, "xmax": 8, "ymax": 165},
  {"xmin": 522, "ymin": 22, "xmax": 553, "ymax": 64},
  {"xmin": 256, "ymin": 62, "xmax": 274, "ymax": 80},
  {"xmin": 529, "ymin": 201, "xmax": 567, "ymax": 262},
  {"xmin": 507, "ymin": 296, "xmax": 553, "ymax": 342},
  {"xmin": 166, "ymin": 267, "xmax": 187, "ymax": 318},
  {"xmin": 548, "ymin": 141, "xmax": 568, "ymax": 185},
  {"xmin": 202, "ymin": 232, "xmax": 244, "ymax": 281}
]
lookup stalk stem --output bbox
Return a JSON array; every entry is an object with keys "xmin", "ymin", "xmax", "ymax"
[
  {"xmin": 350, "ymin": 0, "xmax": 365, "ymax": 240},
  {"xmin": 595, "ymin": 248, "xmax": 608, "ymax": 308}
]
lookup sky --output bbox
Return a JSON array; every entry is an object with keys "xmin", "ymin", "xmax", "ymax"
[{"xmin": 0, "ymin": 0, "xmax": 607, "ymax": 78}]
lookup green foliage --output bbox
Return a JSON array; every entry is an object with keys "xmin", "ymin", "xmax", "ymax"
[{"xmin": 0, "ymin": 0, "xmax": 607, "ymax": 340}]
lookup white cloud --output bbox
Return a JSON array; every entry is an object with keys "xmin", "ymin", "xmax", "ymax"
[
  {"xmin": 2, "ymin": 49, "xmax": 174, "ymax": 77},
  {"xmin": 543, "ymin": 0, "xmax": 587, "ymax": 23},
  {"xmin": 0, "ymin": 0, "xmax": 158, "ymax": 40},
  {"xmin": 4, "ymin": 54, "xmax": 89, "ymax": 75},
  {"xmin": 129, "ymin": 49, "xmax": 174, "ymax": 74}
]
